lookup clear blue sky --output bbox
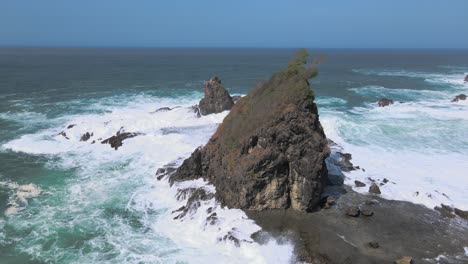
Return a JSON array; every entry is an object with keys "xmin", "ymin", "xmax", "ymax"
[{"xmin": 1, "ymin": 0, "xmax": 467, "ymax": 48}]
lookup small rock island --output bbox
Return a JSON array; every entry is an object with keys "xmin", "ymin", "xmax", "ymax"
[{"xmin": 169, "ymin": 49, "xmax": 329, "ymax": 211}]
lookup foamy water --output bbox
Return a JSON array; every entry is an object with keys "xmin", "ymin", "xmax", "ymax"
[
  {"xmin": 323, "ymin": 70, "xmax": 468, "ymax": 210},
  {"xmin": 1, "ymin": 95, "xmax": 293, "ymax": 263}
]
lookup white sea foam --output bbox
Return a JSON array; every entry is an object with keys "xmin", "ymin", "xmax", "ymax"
[
  {"xmin": 352, "ymin": 69, "xmax": 467, "ymax": 87},
  {"xmin": 2, "ymin": 94, "xmax": 293, "ymax": 263},
  {"xmin": 322, "ymin": 77, "xmax": 468, "ymax": 210}
]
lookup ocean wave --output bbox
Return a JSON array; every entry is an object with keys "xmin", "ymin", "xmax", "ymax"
[
  {"xmin": 352, "ymin": 69, "xmax": 467, "ymax": 87},
  {"xmin": 321, "ymin": 96, "xmax": 468, "ymax": 211},
  {"xmin": 1, "ymin": 95, "xmax": 293, "ymax": 263},
  {"xmin": 349, "ymin": 85, "xmax": 448, "ymax": 101}
]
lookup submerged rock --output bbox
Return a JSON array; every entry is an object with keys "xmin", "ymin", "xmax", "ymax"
[
  {"xmin": 58, "ymin": 131, "xmax": 69, "ymax": 139},
  {"xmin": 354, "ymin": 180, "xmax": 366, "ymax": 187},
  {"xmin": 378, "ymin": 98, "xmax": 394, "ymax": 107},
  {"xmin": 80, "ymin": 132, "xmax": 93, "ymax": 142},
  {"xmin": 464, "ymin": 75, "xmax": 468, "ymax": 83},
  {"xmin": 198, "ymin": 76, "xmax": 234, "ymax": 115},
  {"xmin": 451, "ymin": 94, "xmax": 466, "ymax": 102},
  {"xmin": 101, "ymin": 129, "xmax": 140, "ymax": 150},
  {"xmin": 170, "ymin": 50, "xmax": 329, "ymax": 211},
  {"xmin": 67, "ymin": 124, "xmax": 76, "ymax": 129}
]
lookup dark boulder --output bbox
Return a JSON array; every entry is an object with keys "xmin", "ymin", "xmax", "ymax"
[
  {"xmin": 451, "ymin": 94, "xmax": 466, "ymax": 102},
  {"xmin": 354, "ymin": 180, "xmax": 366, "ymax": 187},
  {"xmin": 169, "ymin": 50, "xmax": 329, "ymax": 211},
  {"xmin": 101, "ymin": 130, "xmax": 140, "ymax": 150},
  {"xmin": 58, "ymin": 131, "xmax": 69, "ymax": 139},
  {"xmin": 369, "ymin": 183, "xmax": 381, "ymax": 194},
  {"xmin": 378, "ymin": 98, "xmax": 394, "ymax": 107},
  {"xmin": 152, "ymin": 106, "xmax": 181, "ymax": 113},
  {"xmin": 67, "ymin": 124, "xmax": 76, "ymax": 129},
  {"xmin": 464, "ymin": 75, "xmax": 468, "ymax": 83},
  {"xmin": 80, "ymin": 132, "xmax": 93, "ymax": 142},
  {"xmin": 198, "ymin": 76, "xmax": 234, "ymax": 115},
  {"xmin": 345, "ymin": 206, "xmax": 360, "ymax": 217}
]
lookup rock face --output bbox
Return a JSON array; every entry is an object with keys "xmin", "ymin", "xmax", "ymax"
[
  {"xmin": 369, "ymin": 183, "xmax": 381, "ymax": 194},
  {"xmin": 378, "ymin": 98, "xmax": 394, "ymax": 107},
  {"xmin": 169, "ymin": 50, "xmax": 329, "ymax": 211},
  {"xmin": 198, "ymin": 76, "xmax": 234, "ymax": 115},
  {"xmin": 451, "ymin": 94, "xmax": 466, "ymax": 102}
]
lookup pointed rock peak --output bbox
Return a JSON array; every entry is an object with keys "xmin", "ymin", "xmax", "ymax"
[
  {"xmin": 198, "ymin": 76, "xmax": 234, "ymax": 115},
  {"xmin": 170, "ymin": 49, "xmax": 329, "ymax": 212}
]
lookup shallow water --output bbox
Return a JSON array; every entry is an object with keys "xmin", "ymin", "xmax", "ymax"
[{"xmin": 0, "ymin": 48, "xmax": 467, "ymax": 263}]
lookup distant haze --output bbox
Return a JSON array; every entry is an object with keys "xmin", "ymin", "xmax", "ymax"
[{"xmin": 1, "ymin": 0, "xmax": 467, "ymax": 48}]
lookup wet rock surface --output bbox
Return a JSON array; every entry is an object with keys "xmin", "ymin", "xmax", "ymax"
[
  {"xmin": 101, "ymin": 129, "xmax": 141, "ymax": 150},
  {"xmin": 246, "ymin": 185, "xmax": 468, "ymax": 264},
  {"xmin": 80, "ymin": 132, "xmax": 93, "ymax": 142},
  {"xmin": 451, "ymin": 94, "xmax": 466, "ymax": 102},
  {"xmin": 198, "ymin": 76, "xmax": 234, "ymax": 115},
  {"xmin": 169, "ymin": 50, "xmax": 329, "ymax": 211},
  {"xmin": 369, "ymin": 183, "xmax": 381, "ymax": 194},
  {"xmin": 378, "ymin": 98, "xmax": 394, "ymax": 107}
]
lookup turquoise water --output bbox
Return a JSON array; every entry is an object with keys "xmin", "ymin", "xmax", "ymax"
[{"xmin": 1, "ymin": 48, "xmax": 468, "ymax": 263}]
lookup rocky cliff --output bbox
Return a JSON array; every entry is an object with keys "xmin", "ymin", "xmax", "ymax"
[
  {"xmin": 198, "ymin": 76, "xmax": 234, "ymax": 115},
  {"xmin": 169, "ymin": 49, "xmax": 329, "ymax": 211}
]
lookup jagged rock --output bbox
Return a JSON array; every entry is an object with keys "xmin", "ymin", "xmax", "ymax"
[
  {"xmin": 355, "ymin": 180, "xmax": 366, "ymax": 187},
  {"xmin": 58, "ymin": 131, "xmax": 69, "ymax": 139},
  {"xmin": 218, "ymin": 230, "xmax": 241, "ymax": 247},
  {"xmin": 198, "ymin": 76, "xmax": 234, "ymax": 115},
  {"xmin": 464, "ymin": 75, "xmax": 468, "ymax": 83},
  {"xmin": 369, "ymin": 183, "xmax": 381, "ymax": 194},
  {"xmin": 336, "ymin": 152, "xmax": 358, "ymax": 171},
  {"xmin": 368, "ymin": 241, "xmax": 379, "ymax": 248},
  {"xmin": 378, "ymin": 98, "xmax": 394, "ymax": 107},
  {"xmin": 394, "ymin": 256, "xmax": 413, "ymax": 264},
  {"xmin": 153, "ymin": 106, "xmax": 181, "ymax": 113},
  {"xmin": 454, "ymin": 208, "xmax": 468, "ymax": 220},
  {"xmin": 361, "ymin": 209, "xmax": 374, "ymax": 217},
  {"xmin": 345, "ymin": 206, "xmax": 360, "ymax": 217},
  {"xmin": 206, "ymin": 212, "xmax": 218, "ymax": 225},
  {"xmin": 172, "ymin": 188, "xmax": 215, "ymax": 220},
  {"xmin": 191, "ymin": 105, "xmax": 201, "ymax": 118},
  {"xmin": 67, "ymin": 124, "xmax": 76, "ymax": 129},
  {"xmin": 80, "ymin": 132, "xmax": 93, "ymax": 142},
  {"xmin": 451, "ymin": 94, "xmax": 466, "ymax": 102},
  {"xmin": 169, "ymin": 50, "xmax": 328, "ymax": 211},
  {"xmin": 101, "ymin": 129, "xmax": 140, "ymax": 150},
  {"xmin": 155, "ymin": 167, "xmax": 177, "ymax": 180}
]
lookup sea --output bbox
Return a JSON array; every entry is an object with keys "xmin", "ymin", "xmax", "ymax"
[{"xmin": 0, "ymin": 48, "xmax": 467, "ymax": 263}]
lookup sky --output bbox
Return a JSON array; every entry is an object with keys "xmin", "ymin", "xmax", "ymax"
[{"xmin": 0, "ymin": 0, "xmax": 467, "ymax": 48}]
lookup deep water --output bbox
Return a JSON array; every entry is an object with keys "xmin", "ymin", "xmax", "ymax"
[{"xmin": 0, "ymin": 48, "xmax": 467, "ymax": 263}]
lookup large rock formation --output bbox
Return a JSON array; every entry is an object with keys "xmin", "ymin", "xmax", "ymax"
[
  {"xmin": 169, "ymin": 50, "xmax": 329, "ymax": 211},
  {"xmin": 198, "ymin": 76, "xmax": 234, "ymax": 115}
]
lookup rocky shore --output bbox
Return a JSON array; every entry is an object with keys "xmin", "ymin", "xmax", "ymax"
[
  {"xmin": 157, "ymin": 50, "xmax": 468, "ymax": 263},
  {"xmin": 247, "ymin": 185, "xmax": 468, "ymax": 263}
]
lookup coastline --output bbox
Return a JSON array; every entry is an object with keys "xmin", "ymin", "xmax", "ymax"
[{"xmin": 246, "ymin": 185, "xmax": 468, "ymax": 263}]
